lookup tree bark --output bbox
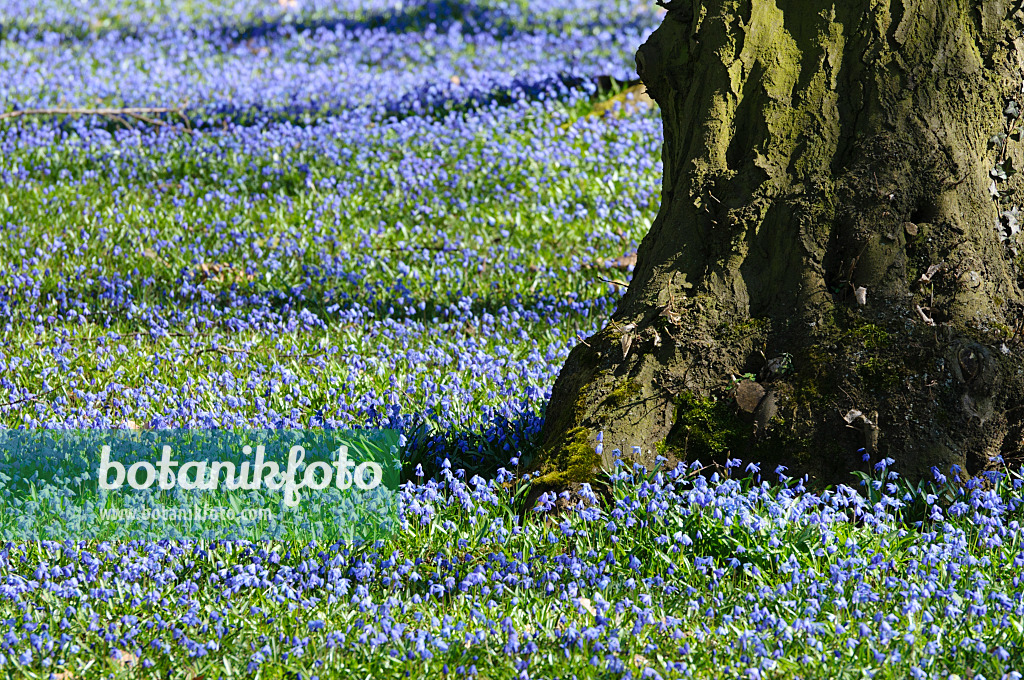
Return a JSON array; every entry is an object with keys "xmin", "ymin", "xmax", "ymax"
[{"xmin": 535, "ymin": 0, "xmax": 1024, "ymax": 490}]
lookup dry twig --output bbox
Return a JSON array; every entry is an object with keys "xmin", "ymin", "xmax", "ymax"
[
  {"xmin": 0, "ymin": 388, "xmax": 58, "ymax": 410},
  {"xmin": 0, "ymin": 105, "xmax": 192, "ymax": 132}
]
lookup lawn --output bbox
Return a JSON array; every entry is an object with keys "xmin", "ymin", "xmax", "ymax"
[{"xmin": 0, "ymin": 0, "xmax": 1022, "ymax": 678}]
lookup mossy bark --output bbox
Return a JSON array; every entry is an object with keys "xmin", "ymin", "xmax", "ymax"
[{"xmin": 536, "ymin": 0, "xmax": 1024, "ymax": 489}]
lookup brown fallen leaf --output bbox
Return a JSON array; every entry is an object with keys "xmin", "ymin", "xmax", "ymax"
[
  {"xmin": 584, "ymin": 251, "xmax": 637, "ymax": 272},
  {"xmin": 195, "ymin": 262, "xmax": 255, "ymax": 285},
  {"xmin": 659, "ymin": 304, "xmax": 681, "ymax": 325},
  {"xmin": 578, "ymin": 597, "xmax": 597, "ymax": 616},
  {"xmin": 843, "ymin": 409, "xmax": 864, "ymax": 425},
  {"xmin": 620, "ymin": 331, "xmax": 634, "ymax": 359},
  {"xmin": 854, "ymin": 286, "xmax": 868, "ymax": 306},
  {"xmin": 590, "ymin": 83, "xmax": 656, "ymax": 118},
  {"xmin": 916, "ymin": 305, "xmax": 936, "ymax": 326},
  {"xmin": 608, "ymin": 252, "xmax": 637, "ymax": 271},
  {"xmin": 111, "ymin": 649, "xmax": 139, "ymax": 667},
  {"xmin": 918, "ymin": 263, "xmax": 945, "ymax": 285},
  {"xmin": 141, "ymin": 246, "xmax": 170, "ymax": 268},
  {"xmin": 734, "ymin": 380, "xmax": 765, "ymax": 413}
]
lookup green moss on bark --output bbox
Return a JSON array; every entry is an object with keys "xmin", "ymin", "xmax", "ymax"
[
  {"xmin": 672, "ymin": 392, "xmax": 746, "ymax": 459},
  {"xmin": 537, "ymin": 0, "xmax": 1024, "ymax": 492},
  {"xmin": 604, "ymin": 379, "xmax": 641, "ymax": 408},
  {"xmin": 533, "ymin": 426, "xmax": 602, "ymax": 487}
]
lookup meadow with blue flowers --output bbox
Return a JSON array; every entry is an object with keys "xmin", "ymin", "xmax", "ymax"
[{"xmin": 1, "ymin": 0, "xmax": 1023, "ymax": 677}]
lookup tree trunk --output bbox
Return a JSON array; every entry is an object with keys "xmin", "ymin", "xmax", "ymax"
[{"xmin": 535, "ymin": 0, "xmax": 1024, "ymax": 491}]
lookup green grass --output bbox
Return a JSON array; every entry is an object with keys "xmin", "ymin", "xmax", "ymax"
[
  {"xmin": 0, "ymin": 97, "xmax": 661, "ymax": 444},
  {"xmin": 1, "ymin": 461, "xmax": 1022, "ymax": 678}
]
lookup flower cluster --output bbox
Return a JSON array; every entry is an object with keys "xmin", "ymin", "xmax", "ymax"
[
  {"xmin": 5, "ymin": 1, "xmax": 1019, "ymax": 678},
  {"xmin": 1, "ymin": 459, "xmax": 1022, "ymax": 678},
  {"xmin": 0, "ymin": 0, "xmax": 661, "ymax": 478}
]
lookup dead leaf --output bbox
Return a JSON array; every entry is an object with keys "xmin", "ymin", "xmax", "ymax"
[
  {"xmin": 843, "ymin": 409, "xmax": 863, "ymax": 425},
  {"xmin": 450, "ymin": 76, "xmax": 461, "ymax": 86},
  {"xmin": 141, "ymin": 246, "xmax": 170, "ymax": 268},
  {"xmin": 734, "ymin": 380, "xmax": 765, "ymax": 413},
  {"xmin": 916, "ymin": 305, "xmax": 936, "ymax": 326},
  {"xmin": 854, "ymin": 286, "xmax": 867, "ymax": 306},
  {"xmin": 620, "ymin": 332, "xmax": 634, "ymax": 359},
  {"xmin": 111, "ymin": 650, "xmax": 139, "ymax": 667},
  {"xmin": 904, "ymin": 221, "xmax": 919, "ymax": 237},
  {"xmin": 590, "ymin": 84, "xmax": 656, "ymax": 118},
  {"xmin": 608, "ymin": 252, "xmax": 637, "ymax": 271},
  {"xmin": 195, "ymin": 262, "xmax": 255, "ymax": 285},
  {"xmin": 660, "ymin": 306, "xmax": 681, "ymax": 325},
  {"xmin": 586, "ymin": 252, "xmax": 637, "ymax": 272},
  {"xmin": 918, "ymin": 263, "xmax": 945, "ymax": 285},
  {"xmin": 578, "ymin": 598, "xmax": 597, "ymax": 616}
]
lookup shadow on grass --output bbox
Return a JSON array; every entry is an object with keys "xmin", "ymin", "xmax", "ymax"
[
  {"xmin": 223, "ymin": 0, "xmax": 521, "ymax": 42},
  {"xmin": 3, "ymin": 0, "xmax": 656, "ymax": 46},
  {"xmin": 4, "ymin": 267, "xmax": 607, "ymax": 338},
  {"xmin": 399, "ymin": 409, "xmax": 544, "ymax": 483},
  {"xmin": 0, "ymin": 0, "xmax": 512, "ymax": 41},
  {"xmin": 3, "ymin": 70, "xmax": 605, "ymax": 140}
]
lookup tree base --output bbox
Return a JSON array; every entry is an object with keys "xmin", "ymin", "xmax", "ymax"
[
  {"xmin": 533, "ymin": 1, "xmax": 1024, "ymax": 491},
  {"xmin": 537, "ymin": 288, "xmax": 1024, "ymax": 491}
]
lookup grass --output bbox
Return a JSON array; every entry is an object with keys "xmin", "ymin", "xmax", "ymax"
[
  {"xmin": 1, "ymin": 459, "xmax": 1023, "ymax": 678},
  {"xmin": 1, "ymin": 0, "xmax": 1022, "ymax": 678}
]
